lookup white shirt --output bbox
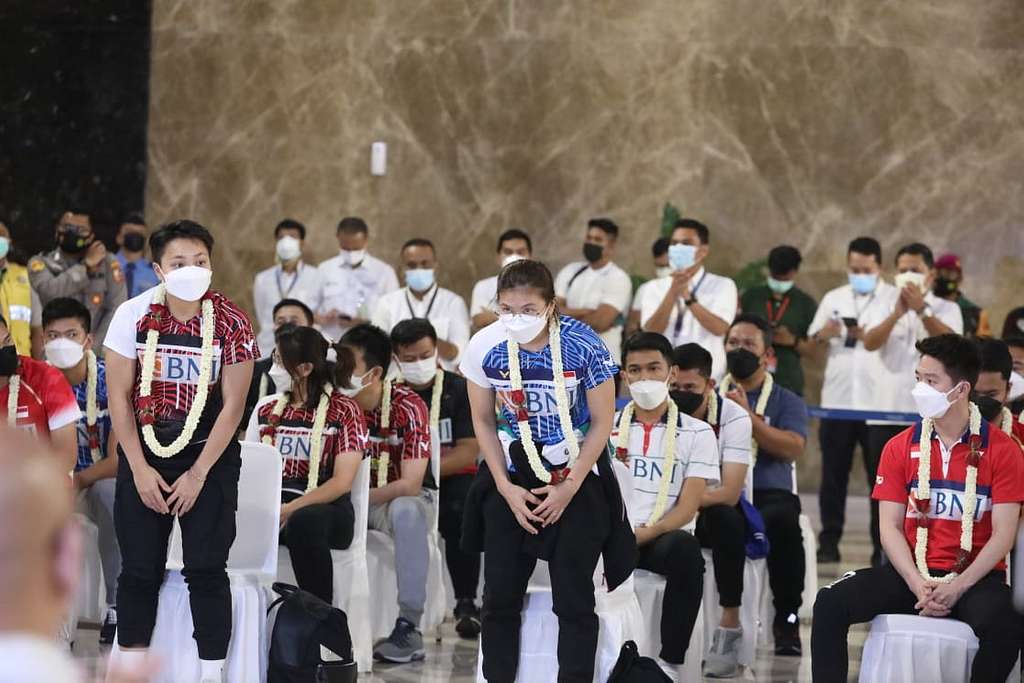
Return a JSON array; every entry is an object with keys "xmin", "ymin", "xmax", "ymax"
[
  {"xmin": 808, "ymin": 281, "xmax": 899, "ymax": 410},
  {"xmin": 640, "ymin": 268, "xmax": 738, "ymax": 380},
  {"xmin": 630, "ymin": 279, "xmax": 658, "ymax": 313},
  {"xmin": 711, "ymin": 394, "xmax": 755, "ymax": 495},
  {"xmin": 554, "ymin": 260, "xmax": 633, "ymax": 362},
  {"xmin": 372, "ymin": 285, "xmax": 470, "ymax": 372},
  {"xmin": 612, "ymin": 406, "xmax": 720, "ymax": 528},
  {"xmin": 316, "ymin": 252, "xmax": 399, "ymax": 341},
  {"xmin": 252, "ymin": 262, "xmax": 321, "ymax": 357},
  {"xmin": 860, "ymin": 288, "xmax": 964, "ymax": 419},
  {"xmin": 470, "ymin": 275, "xmax": 498, "ymax": 318},
  {"xmin": 0, "ymin": 634, "xmax": 81, "ymax": 683}
]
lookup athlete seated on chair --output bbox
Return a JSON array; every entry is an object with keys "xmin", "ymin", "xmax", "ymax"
[
  {"xmin": 972, "ymin": 337, "xmax": 1024, "ymax": 446},
  {"xmin": 614, "ymin": 332, "xmax": 718, "ymax": 673},
  {"xmin": 245, "ymin": 324, "xmax": 367, "ymax": 605},
  {"xmin": 720, "ymin": 313, "xmax": 808, "ymax": 657},
  {"xmin": 812, "ymin": 334, "xmax": 1024, "ymax": 683},
  {"xmin": 671, "ymin": 342, "xmax": 753, "ymax": 678},
  {"xmin": 390, "ymin": 318, "xmax": 482, "ymax": 639},
  {"xmin": 337, "ymin": 324, "xmax": 432, "ymax": 664}
]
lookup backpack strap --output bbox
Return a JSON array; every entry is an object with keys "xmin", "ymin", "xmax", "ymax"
[
  {"xmin": 565, "ymin": 264, "xmax": 590, "ymax": 296},
  {"xmin": 267, "ymin": 582, "xmax": 299, "ymax": 615}
]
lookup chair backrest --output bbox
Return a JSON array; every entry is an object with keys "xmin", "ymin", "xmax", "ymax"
[
  {"xmin": 166, "ymin": 440, "xmax": 282, "ymax": 578},
  {"xmin": 348, "ymin": 456, "xmax": 371, "ymax": 553}
]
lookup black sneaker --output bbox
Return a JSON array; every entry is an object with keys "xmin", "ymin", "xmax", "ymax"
[
  {"xmin": 454, "ymin": 599, "xmax": 481, "ymax": 639},
  {"xmin": 99, "ymin": 607, "xmax": 117, "ymax": 646},
  {"xmin": 773, "ymin": 620, "xmax": 802, "ymax": 657},
  {"xmin": 817, "ymin": 544, "xmax": 840, "ymax": 564}
]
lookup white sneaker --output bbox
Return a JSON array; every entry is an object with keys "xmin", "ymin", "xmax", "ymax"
[{"xmin": 704, "ymin": 626, "xmax": 743, "ymax": 678}]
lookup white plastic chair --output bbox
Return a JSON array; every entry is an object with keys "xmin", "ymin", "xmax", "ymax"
[
  {"xmin": 699, "ymin": 551, "xmax": 766, "ymax": 668},
  {"xmin": 757, "ymin": 512, "xmax": 818, "ymax": 649},
  {"xmin": 276, "ymin": 457, "xmax": 373, "ymax": 671},
  {"xmin": 633, "ymin": 569, "xmax": 702, "ymax": 682},
  {"xmin": 109, "ymin": 441, "xmax": 282, "ymax": 683},
  {"xmin": 859, "ymin": 614, "xmax": 978, "ymax": 683}
]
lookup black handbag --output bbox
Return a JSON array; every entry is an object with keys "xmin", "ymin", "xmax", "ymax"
[
  {"xmin": 607, "ymin": 640, "xmax": 672, "ymax": 683},
  {"xmin": 267, "ymin": 582, "xmax": 357, "ymax": 683}
]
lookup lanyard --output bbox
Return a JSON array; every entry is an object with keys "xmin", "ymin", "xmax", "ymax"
[
  {"xmin": 765, "ymin": 295, "xmax": 791, "ymax": 325},
  {"xmin": 674, "ymin": 271, "xmax": 708, "ymax": 336},
  {"xmin": 852, "ymin": 291, "xmax": 875, "ymax": 321},
  {"xmin": 275, "ymin": 264, "xmax": 301, "ymax": 299},
  {"xmin": 406, "ymin": 287, "xmax": 440, "ymax": 319}
]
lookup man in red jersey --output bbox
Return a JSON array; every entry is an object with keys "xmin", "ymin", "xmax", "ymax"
[
  {"xmin": 972, "ymin": 337, "xmax": 1024, "ymax": 448},
  {"xmin": 811, "ymin": 334, "xmax": 1024, "ymax": 682}
]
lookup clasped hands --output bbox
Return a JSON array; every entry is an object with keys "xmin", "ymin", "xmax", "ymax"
[
  {"xmin": 500, "ymin": 476, "xmax": 581, "ymax": 535},
  {"xmin": 913, "ymin": 577, "xmax": 965, "ymax": 618}
]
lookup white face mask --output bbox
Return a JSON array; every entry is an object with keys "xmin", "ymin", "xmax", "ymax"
[
  {"xmin": 911, "ymin": 381, "xmax": 962, "ymax": 419},
  {"xmin": 44, "ymin": 338, "xmax": 84, "ymax": 369},
  {"xmin": 161, "ymin": 265, "xmax": 212, "ymax": 301},
  {"xmin": 341, "ymin": 249, "xmax": 365, "ymax": 266},
  {"xmin": 629, "ymin": 378, "xmax": 669, "ymax": 411},
  {"xmin": 399, "ymin": 354, "xmax": 438, "ymax": 385},
  {"xmin": 338, "ymin": 370, "xmax": 372, "ymax": 398},
  {"xmin": 1009, "ymin": 371, "xmax": 1024, "ymax": 402},
  {"xmin": 499, "ymin": 311, "xmax": 549, "ymax": 344},
  {"xmin": 276, "ymin": 236, "xmax": 302, "ymax": 262},
  {"xmin": 501, "ymin": 254, "xmax": 524, "ymax": 268},
  {"xmin": 895, "ymin": 271, "xmax": 927, "ymax": 294},
  {"xmin": 268, "ymin": 362, "xmax": 293, "ymax": 393},
  {"xmin": 655, "ymin": 266, "xmax": 672, "ymax": 279}
]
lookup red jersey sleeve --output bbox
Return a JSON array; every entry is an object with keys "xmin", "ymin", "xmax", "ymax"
[
  {"xmin": 39, "ymin": 362, "xmax": 81, "ymax": 432},
  {"xmin": 217, "ymin": 296, "xmax": 260, "ymax": 365},
  {"xmin": 987, "ymin": 430, "xmax": 1024, "ymax": 504},
  {"xmin": 872, "ymin": 431, "xmax": 911, "ymax": 503},
  {"xmin": 332, "ymin": 394, "xmax": 368, "ymax": 459},
  {"xmin": 395, "ymin": 390, "xmax": 430, "ymax": 461}
]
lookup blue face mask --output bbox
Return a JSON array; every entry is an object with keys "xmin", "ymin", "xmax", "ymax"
[
  {"xmin": 848, "ymin": 272, "xmax": 878, "ymax": 295},
  {"xmin": 767, "ymin": 276, "xmax": 794, "ymax": 294},
  {"xmin": 405, "ymin": 268, "xmax": 435, "ymax": 292},
  {"xmin": 668, "ymin": 244, "xmax": 697, "ymax": 271},
  {"xmin": 0, "ymin": 237, "xmax": 8, "ymax": 260}
]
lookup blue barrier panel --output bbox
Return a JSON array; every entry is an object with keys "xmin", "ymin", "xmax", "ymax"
[{"xmin": 615, "ymin": 396, "xmax": 918, "ymax": 423}]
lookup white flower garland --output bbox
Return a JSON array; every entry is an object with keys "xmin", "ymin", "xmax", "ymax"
[
  {"xmin": 614, "ymin": 398, "xmax": 679, "ymax": 525},
  {"xmin": 428, "ymin": 370, "xmax": 444, "ymax": 432},
  {"xmin": 705, "ymin": 389, "xmax": 718, "ymax": 428},
  {"xmin": 507, "ymin": 316, "xmax": 579, "ymax": 484},
  {"xmin": 913, "ymin": 402, "xmax": 982, "ymax": 584},
  {"xmin": 85, "ymin": 350, "xmax": 100, "ymax": 464},
  {"xmin": 262, "ymin": 386, "xmax": 332, "ymax": 493},
  {"xmin": 999, "ymin": 406, "xmax": 1013, "ymax": 435},
  {"xmin": 6, "ymin": 374, "xmax": 19, "ymax": 427},
  {"xmin": 375, "ymin": 377, "xmax": 394, "ymax": 488},
  {"xmin": 138, "ymin": 285, "xmax": 216, "ymax": 458},
  {"xmin": 720, "ymin": 372, "xmax": 774, "ymax": 460}
]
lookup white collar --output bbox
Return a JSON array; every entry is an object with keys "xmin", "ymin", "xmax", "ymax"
[
  {"xmin": 589, "ymin": 261, "xmax": 614, "ymax": 274},
  {"xmin": 405, "ymin": 283, "xmax": 439, "ymax": 300}
]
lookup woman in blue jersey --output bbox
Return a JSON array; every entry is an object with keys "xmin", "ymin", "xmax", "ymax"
[{"xmin": 460, "ymin": 259, "xmax": 628, "ymax": 683}]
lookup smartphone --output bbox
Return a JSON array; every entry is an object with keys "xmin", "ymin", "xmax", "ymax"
[{"xmin": 842, "ymin": 317, "xmax": 858, "ymax": 347}]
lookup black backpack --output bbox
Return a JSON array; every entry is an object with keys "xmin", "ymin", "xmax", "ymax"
[
  {"xmin": 607, "ymin": 640, "xmax": 672, "ymax": 683},
  {"xmin": 267, "ymin": 582, "xmax": 358, "ymax": 683}
]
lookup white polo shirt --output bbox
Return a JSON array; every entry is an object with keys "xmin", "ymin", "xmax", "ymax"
[
  {"xmin": 611, "ymin": 405, "xmax": 720, "ymax": 528},
  {"xmin": 860, "ymin": 287, "xmax": 964, "ymax": 420},
  {"xmin": 554, "ymin": 260, "xmax": 633, "ymax": 362},
  {"xmin": 709, "ymin": 394, "xmax": 755, "ymax": 495},
  {"xmin": 372, "ymin": 284, "xmax": 470, "ymax": 372},
  {"xmin": 470, "ymin": 275, "xmax": 498, "ymax": 318},
  {"xmin": 316, "ymin": 252, "xmax": 399, "ymax": 342},
  {"xmin": 639, "ymin": 268, "xmax": 737, "ymax": 380},
  {"xmin": 252, "ymin": 262, "xmax": 322, "ymax": 357},
  {"xmin": 631, "ymin": 278, "xmax": 657, "ymax": 313},
  {"xmin": 808, "ymin": 281, "xmax": 898, "ymax": 411}
]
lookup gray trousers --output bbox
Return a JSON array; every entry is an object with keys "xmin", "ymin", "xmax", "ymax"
[
  {"xmin": 82, "ymin": 477, "xmax": 121, "ymax": 607},
  {"xmin": 368, "ymin": 490, "xmax": 433, "ymax": 627}
]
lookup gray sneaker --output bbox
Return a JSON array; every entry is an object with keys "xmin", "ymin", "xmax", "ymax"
[
  {"xmin": 373, "ymin": 617, "xmax": 426, "ymax": 663},
  {"xmin": 704, "ymin": 626, "xmax": 743, "ymax": 678}
]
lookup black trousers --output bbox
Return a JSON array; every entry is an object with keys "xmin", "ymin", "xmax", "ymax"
[
  {"xmin": 753, "ymin": 488, "xmax": 804, "ymax": 625},
  {"xmin": 279, "ymin": 489, "xmax": 355, "ymax": 605},
  {"xmin": 817, "ymin": 418, "xmax": 871, "ymax": 549},
  {"xmin": 866, "ymin": 425, "xmax": 906, "ymax": 560},
  {"xmin": 481, "ymin": 474, "xmax": 609, "ymax": 683},
  {"xmin": 439, "ymin": 472, "xmax": 482, "ymax": 602},
  {"xmin": 115, "ymin": 438, "xmax": 240, "ymax": 660},
  {"xmin": 637, "ymin": 530, "xmax": 704, "ymax": 665},
  {"xmin": 812, "ymin": 562, "xmax": 1024, "ymax": 682},
  {"xmin": 695, "ymin": 503, "xmax": 747, "ymax": 608}
]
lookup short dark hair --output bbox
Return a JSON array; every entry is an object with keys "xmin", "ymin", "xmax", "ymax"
[
  {"xmin": 274, "ymin": 218, "xmax": 306, "ymax": 240},
  {"xmin": 339, "ymin": 324, "xmax": 392, "ymax": 375},
  {"xmin": 274, "ymin": 325, "xmax": 337, "ymax": 411},
  {"xmin": 337, "ymin": 216, "xmax": 368, "ymax": 235},
  {"xmin": 729, "ymin": 313, "xmax": 773, "ymax": 349},
  {"xmin": 977, "ymin": 338, "xmax": 1013, "ymax": 381},
  {"xmin": 672, "ymin": 343, "xmax": 713, "ymax": 379},
  {"xmin": 768, "ymin": 245, "xmax": 802, "ymax": 276},
  {"xmin": 916, "ymin": 334, "xmax": 980, "ymax": 387},
  {"xmin": 272, "ymin": 298, "xmax": 314, "ymax": 326},
  {"xmin": 401, "ymin": 238, "xmax": 435, "ymax": 254},
  {"xmin": 496, "ymin": 228, "xmax": 532, "ymax": 254},
  {"xmin": 586, "ymin": 218, "xmax": 619, "ymax": 239},
  {"xmin": 1005, "ymin": 335, "xmax": 1024, "ymax": 352},
  {"xmin": 121, "ymin": 212, "xmax": 146, "ymax": 227},
  {"xmin": 848, "ymin": 236, "xmax": 882, "ymax": 264},
  {"xmin": 149, "ymin": 220, "xmax": 215, "ymax": 265},
  {"xmin": 391, "ymin": 318, "xmax": 437, "ymax": 349},
  {"xmin": 622, "ymin": 331, "xmax": 673, "ymax": 366},
  {"xmin": 1001, "ymin": 307, "xmax": 1024, "ymax": 339},
  {"xmin": 41, "ymin": 297, "xmax": 91, "ymax": 332},
  {"xmin": 651, "ymin": 237, "xmax": 670, "ymax": 258},
  {"xmin": 896, "ymin": 242, "xmax": 934, "ymax": 269},
  {"xmin": 673, "ymin": 218, "xmax": 710, "ymax": 244},
  {"xmin": 496, "ymin": 259, "xmax": 555, "ymax": 304}
]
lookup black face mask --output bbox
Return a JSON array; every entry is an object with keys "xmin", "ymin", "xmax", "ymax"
[
  {"xmin": 726, "ymin": 348, "xmax": 761, "ymax": 380},
  {"xmin": 123, "ymin": 231, "xmax": 146, "ymax": 253},
  {"xmin": 671, "ymin": 389, "xmax": 705, "ymax": 416},
  {"xmin": 933, "ymin": 277, "xmax": 959, "ymax": 297},
  {"xmin": 972, "ymin": 394, "xmax": 1005, "ymax": 423},
  {"xmin": 0, "ymin": 345, "xmax": 18, "ymax": 377},
  {"xmin": 582, "ymin": 242, "xmax": 603, "ymax": 263},
  {"xmin": 59, "ymin": 226, "xmax": 90, "ymax": 254}
]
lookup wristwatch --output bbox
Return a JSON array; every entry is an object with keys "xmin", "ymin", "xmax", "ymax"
[
  {"xmin": 684, "ymin": 295, "xmax": 697, "ymax": 307},
  {"xmin": 919, "ymin": 303, "xmax": 934, "ymax": 319}
]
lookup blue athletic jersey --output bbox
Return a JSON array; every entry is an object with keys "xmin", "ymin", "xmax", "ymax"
[
  {"xmin": 460, "ymin": 315, "xmax": 618, "ymax": 446},
  {"xmin": 72, "ymin": 358, "xmax": 112, "ymax": 471}
]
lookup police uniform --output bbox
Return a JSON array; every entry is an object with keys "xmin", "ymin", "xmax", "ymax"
[{"xmin": 28, "ymin": 249, "xmax": 127, "ymax": 350}]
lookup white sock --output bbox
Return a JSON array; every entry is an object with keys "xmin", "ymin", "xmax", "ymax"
[{"xmin": 199, "ymin": 658, "xmax": 225, "ymax": 683}]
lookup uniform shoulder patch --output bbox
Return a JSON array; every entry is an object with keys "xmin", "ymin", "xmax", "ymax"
[{"xmin": 29, "ymin": 259, "xmax": 45, "ymax": 272}]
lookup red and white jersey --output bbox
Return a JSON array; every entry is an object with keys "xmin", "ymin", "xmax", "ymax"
[
  {"xmin": 0, "ymin": 356, "xmax": 80, "ymax": 438},
  {"xmin": 364, "ymin": 383, "xmax": 430, "ymax": 488},
  {"xmin": 873, "ymin": 420, "xmax": 1024, "ymax": 571},
  {"xmin": 104, "ymin": 287, "xmax": 258, "ymax": 431}
]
